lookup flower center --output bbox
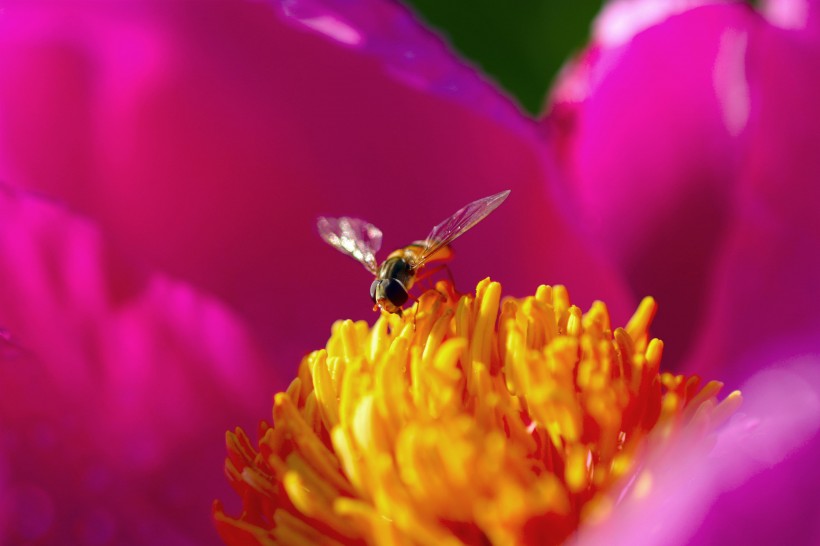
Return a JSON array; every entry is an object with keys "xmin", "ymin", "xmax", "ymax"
[{"xmin": 214, "ymin": 278, "xmax": 740, "ymax": 545}]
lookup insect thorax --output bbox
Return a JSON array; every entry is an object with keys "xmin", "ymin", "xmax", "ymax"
[{"xmin": 378, "ymin": 254, "xmax": 416, "ymax": 287}]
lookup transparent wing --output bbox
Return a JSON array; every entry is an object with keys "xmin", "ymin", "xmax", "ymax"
[
  {"xmin": 317, "ymin": 216, "xmax": 382, "ymax": 274},
  {"xmin": 414, "ymin": 190, "xmax": 510, "ymax": 267}
]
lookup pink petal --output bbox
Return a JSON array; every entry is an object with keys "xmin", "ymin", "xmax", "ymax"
[
  {"xmin": 593, "ymin": 0, "xmax": 732, "ymax": 48},
  {"xmin": 760, "ymin": 0, "xmax": 820, "ymax": 36},
  {"xmin": 691, "ymin": 347, "xmax": 820, "ymax": 544},
  {"xmin": 546, "ymin": 3, "xmax": 820, "ymax": 381},
  {"xmin": 271, "ymin": 0, "xmax": 531, "ymax": 134},
  {"xmin": 575, "ymin": 350, "xmax": 820, "ymax": 546},
  {"xmin": 686, "ymin": 13, "xmax": 820, "ymax": 384},
  {"xmin": 546, "ymin": 4, "xmax": 761, "ymax": 368},
  {"xmin": 0, "ymin": 186, "xmax": 276, "ymax": 544},
  {"xmin": 0, "ymin": 0, "xmax": 634, "ymax": 370}
]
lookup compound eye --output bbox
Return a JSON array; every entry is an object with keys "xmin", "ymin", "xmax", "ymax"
[
  {"xmin": 369, "ymin": 280, "xmax": 380, "ymax": 304},
  {"xmin": 382, "ymin": 278, "xmax": 409, "ymax": 307}
]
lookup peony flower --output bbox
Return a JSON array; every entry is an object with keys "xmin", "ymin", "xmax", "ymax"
[
  {"xmin": 0, "ymin": 0, "xmax": 816, "ymax": 544},
  {"xmin": 214, "ymin": 280, "xmax": 743, "ymax": 545},
  {"xmin": 215, "ymin": 277, "xmax": 819, "ymax": 545}
]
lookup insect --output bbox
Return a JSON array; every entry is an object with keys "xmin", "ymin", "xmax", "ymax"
[{"xmin": 317, "ymin": 190, "xmax": 510, "ymax": 315}]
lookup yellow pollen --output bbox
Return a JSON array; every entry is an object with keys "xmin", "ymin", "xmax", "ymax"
[{"xmin": 214, "ymin": 279, "xmax": 740, "ymax": 546}]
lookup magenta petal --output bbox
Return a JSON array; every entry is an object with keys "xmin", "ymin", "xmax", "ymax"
[
  {"xmin": 592, "ymin": 0, "xmax": 733, "ymax": 47},
  {"xmin": 688, "ymin": 16, "xmax": 820, "ymax": 383},
  {"xmin": 760, "ymin": 0, "xmax": 820, "ymax": 37},
  {"xmin": 0, "ymin": 1, "xmax": 634, "ymax": 369},
  {"xmin": 547, "ymin": 4, "xmax": 761, "ymax": 367},
  {"xmin": 549, "ymin": 1, "xmax": 820, "ymax": 379},
  {"xmin": 575, "ymin": 352, "xmax": 820, "ymax": 546},
  {"xmin": 691, "ymin": 350, "xmax": 820, "ymax": 544},
  {"xmin": 270, "ymin": 0, "xmax": 531, "ymax": 134},
  {"xmin": 0, "ymin": 186, "xmax": 276, "ymax": 544}
]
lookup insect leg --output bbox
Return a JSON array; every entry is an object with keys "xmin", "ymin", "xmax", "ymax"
[{"xmin": 415, "ymin": 263, "xmax": 456, "ymax": 291}]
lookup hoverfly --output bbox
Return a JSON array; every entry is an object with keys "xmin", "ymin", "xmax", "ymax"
[{"xmin": 317, "ymin": 190, "xmax": 510, "ymax": 315}]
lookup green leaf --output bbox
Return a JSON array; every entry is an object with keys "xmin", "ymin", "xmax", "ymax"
[{"xmin": 401, "ymin": 0, "xmax": 604, "ymax": 116}]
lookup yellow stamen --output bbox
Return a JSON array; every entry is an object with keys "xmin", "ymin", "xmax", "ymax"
[{"xmin": 215, "ymin": 279, "xmax": 740, "ymax": 546}]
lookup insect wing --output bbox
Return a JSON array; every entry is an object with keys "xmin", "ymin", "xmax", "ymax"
[
  {"xmin": 317, "ymin": 216, "xmax": 382, "ymax": 274},
  {"xmin": 414, "ymin": 190, "xmax": 510, "ymax": 267}
]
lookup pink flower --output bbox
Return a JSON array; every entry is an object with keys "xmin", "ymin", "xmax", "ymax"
[
  {"xmin": 0, "ymin": 1, "xmax": 631, "ymax": 544},
  {"xmin": 0, "ymin": 0, "xmax": 817, "ymax": 544}
]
